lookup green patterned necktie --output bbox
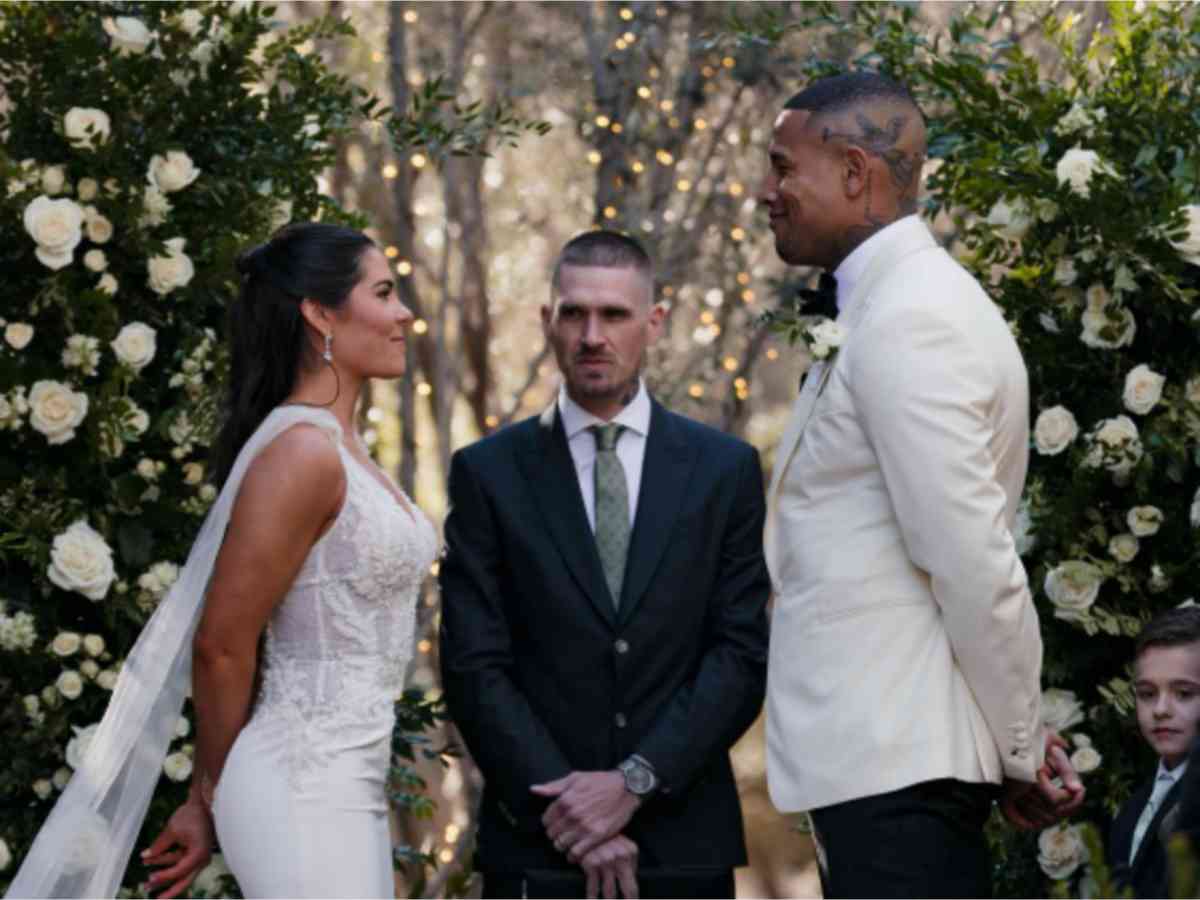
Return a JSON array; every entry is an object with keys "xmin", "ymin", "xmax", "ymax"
[{"xmin": 591, "ymin": 423, "xmax": 630, "ymax": 608}]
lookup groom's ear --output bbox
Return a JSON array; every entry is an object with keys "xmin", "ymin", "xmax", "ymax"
[{"xmin": 841, "ymin": 144, "xmax": 870, "ymax": 200}]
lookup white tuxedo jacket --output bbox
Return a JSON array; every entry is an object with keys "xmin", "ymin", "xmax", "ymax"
[{"xmin": 764, "ymin": 217, "xmax": 1045, "ymax": 813}]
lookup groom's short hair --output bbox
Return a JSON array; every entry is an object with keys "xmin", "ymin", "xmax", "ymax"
[
  {"xmin": 785, "ymin": 71, "xmax": 924, "ymax": 119},
  {"xmin": 551, "ymin": 230, "xmax": 654, "ymax": 298}
]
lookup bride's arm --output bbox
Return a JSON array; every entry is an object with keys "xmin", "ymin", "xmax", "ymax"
[
  {"xmin": 145, "ymin": 424, "xmax": 344, "ymax": 898},
  {"xmin": 192, "ymin": 424, "xmax": 345, "ymax": 792}
]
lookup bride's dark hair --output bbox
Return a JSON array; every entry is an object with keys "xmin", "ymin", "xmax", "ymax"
[{"xmin": 211, "ymin": 222, "xmax": 374, "ymax": 487}]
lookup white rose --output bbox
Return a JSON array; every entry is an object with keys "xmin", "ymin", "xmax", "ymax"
[
  {"xmin": 41, "ymin": 685, "xmax": 59, "ymax": 706},
  {"xmin": 52, "ymin": 767, "xmax": 71, "ymax": 790},
  {"xmin": 199, "ymin": 484, "xmax": 217, "ymax": 502},
  {"xmin": 987, "ymin": 196, "xmax": 1034, "ymax": 241},
  {"xmin": 270, "ymin": 198, "xmax": 293, "ymax": 230},
  {"xmin": 1053, "ymin": 258, "xmax": 1078, "ymax": 287},
  {"xmin": 1128, "ymin": 506, "xmax": 1164, "ymax": 537},
  {"xmin": 97, "ymin": 669, "xmax": 118, "ymax": 690},
  {"xmin": 1073, "ymin": 732, "xmax": 1092, "ymax": 748},
  {"xmin": 5, "ymin": 322, "xmax": 34, "ymax": 349},
  {"xmin": 1123, "ymin": 364, "xmax": 1165, "ymax": 415},
  {"xmin": 126, "ymin": 405, "xmax": 150, "ymax": 435},
  {"xmin": 84, "ymin": 206, "xmax": 113, "ymax": 244},
  {"xmin": 1055, "ymin": 146, "xmax": 1114, "ymax": 199},
  {"xmin": 33, "ymin": 779, "xmax": 53, "ymax": 800},
  {"xmin": 1085, "ymin": 282, "xmax": 1111, "ymax": 312},
  {"xmin": 83, "ymin": 249, "xmax": 107, "ymax": 272},
  {"xmin": 183, "ymin": 462, "xmax": 204, "ymax": 485},
  {"xmin": 1169, "ymin": 204, "xmax": 1200, "ymax": 267},
  {"xmin": 102, "ymin": 16, "xmax": 153, "ymax": 55},
  {"xmin": 56, "ymin": 669, "xmax": 84, "ymax": 700},
  {"xmin": 41, "ymin": 165, "xmax": 68, "ymax": 196},
  {"xmin": 150, "ymin": 561, "xmax": 180, "ymax": 590},
  {"xmin": 1034, "ymin": 406, "xmax": 1078, "ymax": 456},
  {"xmin": 29, "ymin": 380, "xmax": 88, "ymax": 444},
  {"xmin": 80, "ymin": 659, "xmax": 99, "ymax": 679},
  {"xmin": 176, "ymin": 716, "xmax": 191, "ymax": 738},
  {"xmin": 51, "ymin": 631, "xmax": 82, "ymax": 657},
  {"xmin": 1044, "ymin": 561, "xmax": 1102, "ymax": 622},
  {"xmin": 1054, "ymin": 103, "xmax": 1102, "ymax": 137},
  {"xmin": 63, "ymin": 108, "xmax": 111, "ymax": 150},
  {"xmin": 97, "ymin": 273, "xmax": 118, "ymax": 296},
  {"xmin": 147, "ymin": 151, "xmax": 200, "ymax": 193},
  {"xmin": 139, "ymin": 185, "xmax": 172, "ymax": 228},
  {"xmin": 65, "ymin": 722, "xmax": 100, "ymax": 769},
  {"xmin": 138, "ymin": 571, "xmax": 163, "ymax": 595},
  {"xmin": 136, "ymin": 458, "xmax": 159, "ymax": 480},
  {"xmin": 47, "ymin": 519, "xmax": 115, "ymax": 601},
  {"xmin": 77, "ymin": 178, "xmax": 99, "ymax": 202},
  {"xmin": 82, "ymin": 634, "xmax": 105, "ymax": 657},
  {"xmin": 1081, "ymin": 305, "xmax": 1136, "ymax": 349},
  {"xmin": 1150, "ymin": 565, "xmax": 1171, "ymax": 593},
  {"xmin": 23, "ymin": 195, "xmax": 84, "ymax": 270},
  {"xmin": 62, "ymin": 334, "xmax": 100, "ymax": 376},
  {"xmin": 0, "ymin": 837, "xmax": 9, "ymax": 871},
  {"xmin": 193, "ymin": 854, "xmax": 231, "ymax": 896},
  {"xmin": 163, "ymin": 751, "xmax": 193, "ymax": 782},
  {"xmin": 147, "ymin": 237, "xmax": 195, "ymax": 295},
  {"xmin": 1038, "ymin": 824, "xmax": 1089, "ymax": 880},
  {"xmin": 176, "ymin": 8, "xmax": 205, "ymax": 37},
  {"xmin": 1108, "ymin": 533, "xmax": 1139, "ymax": 564},
  {"xmin": 1084, "ymin": 415, "xmax": 1143, "ymax": 477},
  {"xmin": 111, "ymin": 322, "xmax": 157, "ymax": 371},
  {"xmin": 1191, "ymin": 486, "xmax": 1200, "ymax": 529},
  {"xmin": 1041, "ymin": 687, "xmax": 1086, "ymax": 734}
]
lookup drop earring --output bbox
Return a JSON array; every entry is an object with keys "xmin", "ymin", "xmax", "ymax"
[{"xmin": 322, "ymin": 333, "xmax": 333, "ymax": 364}]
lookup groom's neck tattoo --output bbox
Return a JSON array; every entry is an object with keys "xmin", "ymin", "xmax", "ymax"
[{"xmin": 822, "ymin": 112, "xmax": 921, "ymax": 208}]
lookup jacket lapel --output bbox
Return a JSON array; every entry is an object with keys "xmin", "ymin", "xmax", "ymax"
[
  {"xmin": 518, "ymin": 405, "xmax": 616, "ymax": 627},
  {"xmin": 1131, "ymin": 779, "xmax": 1183, "ymax": 876},
  {"xmin": 617, "ymin": 401, "xmax": 697, "ymax": 623}
]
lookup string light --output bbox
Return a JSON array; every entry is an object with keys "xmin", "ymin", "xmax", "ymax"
[
  {"xmin": 730, "ymin": 226, "xmax": 745, "ymax": 241},
  {"xmin": 587, "ymin": 150, "xmax": 602, "ymax": 165},
  {"xmin": 734, "ymin": 377, "xmax": 748, "ymax": 390},
  {"xmin": 695, "ymin": 117, "xmax": 708, "ymax": 130},
  {"xmin": 446, "ymin": 825, "xmax": 462, "ymax": 842},
  {"xmin": 728, "ymin": 182, "xmax": 744, "ymax": 197},
  {"xmin": 701, "ymin": 65, "xmax": 716, "ymax": 78},
  {"xmin": 611, "ymin": 123, "xmax": 623, "ymax": 134},
  {"xmin": 396, "ymin": 260, "xmax": 413, "ymax": 276},
  {"xmin": 403, "ymin": 9, "xmax": 418, "ymax": 23},
  {"xmin": 631, "ymin": 160, "xmax": 645, "ymax": 173},
  {"xmin": 668, "ymin": 116, "xmax": 680, "ymax": 128},
  {"xmin": 438, "ymin": 850, "xmax": 454, "ymax": 864},
  {"xmin": 676, "ymin": 179, "xmax": 691, "ymax": 192},
  {"xmin": 382, "ymin": 163, "xmax": 399, "ymax": 179},
  {"xmin": 648, "ymin": 66, "xmax": 660, "ymax": 77},
  {"xmin": 722, "ymin": 56, "xmax": 735, "ymax": 68},
  {"xmin": 485, "ymin": 414, "xmax": 499, "ymax": 428},
  {"xmin": 619, "ymin": 7, "xmax": 634, "ymax": 19},
  {"xmin": 659, "ymin": 99, "xmax": 674, "ymax": 113},
  {"xmin": 603, "ymin": 206, "xmax": 618, "ymax": 219},
  {"xmin": 370, "ymin": 51, "xmax": 383, "ymax": 63},
  {"xmin": 736, "ymin": 272, "xmax": 750, "ymax": 285},
  {"xmin": 410, "ymin": 153, "xmax": 427, "ymax": 169},
  {"xmin": 418, "ymin": 639, "xmax": 432, "ymax": 653},
  {"xmin": 688, "ymin": 383, "xmax": 705, "ymax": 398},
  {"xmin": 700, "ymin": 311, "xmax": 715, "ymax": 325},
  {"xmin": 637, "ymin": 86, "xmax": 652, "ymax": 99},
  {"xmin": 766, "ymin": 348, "xmax": 780, "ymax": 361},
  {"xmin": 655, "ymin": 149, "xmax": 674, "ymax": 165},
  {"xmin": 412, "ymin": 319, "xmax": 428, "ymax": 334},
  {"xmin": 614, "ymin": 38, "xmax": 627, "ymax": 50},
  {"xmin": 741, "ymin": 289, "xmax": 755, "ymax": 303},
  {"xmin": 722, "ymin": 356, "xmax": 738, "ymax": 372},
  {"xmin": 595, "ymin": 115, "xmax": 611, "ymax": 128},
  {"xmin": 662, "ymin": 285, "xmax": 675, "ymax": 297},
  {"xmin": 417, "ymin": 382, "xmax": 432, "ymax": 396},
  {"xmin": 623, "ymin": 31, "xmax": 637, "ymax": 43},
  {"xmin": 384, "ymin": 246, "xmax": 399, "ymax": 258}
]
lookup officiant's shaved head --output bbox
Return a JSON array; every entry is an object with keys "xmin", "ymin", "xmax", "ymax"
[{"xmin": 760, "ymin": 71, "xmax": 927, "ymax": 269}]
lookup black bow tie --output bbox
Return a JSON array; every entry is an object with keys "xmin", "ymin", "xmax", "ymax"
[{"xmin": 797, "ymin": 271, "xmax": 839, "ymax": 320}]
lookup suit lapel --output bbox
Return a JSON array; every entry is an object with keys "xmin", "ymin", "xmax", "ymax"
[
  {"xmin": 1132, "ymin": 779, "xmax": 1183, "ymax": 875},
  {"xmin": 518, "ymin": 405, "xmax": 616, "ymax": 627},
  {"xmin": 618, "ymin": 401, "xmax": 697, "ymax": 623}
]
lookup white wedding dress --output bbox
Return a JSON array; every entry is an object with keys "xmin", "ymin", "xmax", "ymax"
[{"xmin": 213, "ymin": 408, "xmax": 438, "ymax": 898}]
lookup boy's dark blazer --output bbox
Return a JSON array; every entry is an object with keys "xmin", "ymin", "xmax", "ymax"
[
  {"xmin": 1109, "ymin": 774, "xmax": 1184, "ymax": 898},
  {"xmin": 438, "ymin": 398, "xmax": 770, "ymax": 878}
]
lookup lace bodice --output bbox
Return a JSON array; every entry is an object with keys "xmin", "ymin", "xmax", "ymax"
[{"xmin": 251, "ymin": 413, "xmax": 439, "ymax": 786}]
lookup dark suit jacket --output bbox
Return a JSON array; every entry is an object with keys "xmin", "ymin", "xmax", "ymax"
[
  {"xmin": 1109, "ymin": 772, "xmax": 1184, "ymax": 898},
  {"xmin": 438, "ymin": 399, "xmax": 770, "ymax": 874}
]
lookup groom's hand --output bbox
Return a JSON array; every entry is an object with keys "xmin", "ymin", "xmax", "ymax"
[
  {"xmin": 580, "ymin": 833, "xmax": 639, "ymax": 899},
  {"xmin": 141, "ymin": 796, "xmax": 214, "ymax": 899},
  {"xmin": 531, "ymin": 770, "xmax": 641, "ymax": 862}
]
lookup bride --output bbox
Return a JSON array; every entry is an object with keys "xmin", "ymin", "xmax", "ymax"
[{"xmin": 7, "ymin": 223, "xmax": 437, "ymax": 899}]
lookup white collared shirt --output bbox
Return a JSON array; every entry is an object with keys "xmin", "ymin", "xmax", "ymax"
[
  {"xmin": 1130, "ymin": 758, "xmax": 1189, "ymax": 863},
  {"xmin": 833, "ymin": 214, "xmax": 924, "ymax": 317},
  {"xmin": 557, "ymin": 379, "xmax": 650, "ymax": 531}
]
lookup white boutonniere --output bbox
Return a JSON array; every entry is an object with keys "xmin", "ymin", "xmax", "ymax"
[{"xmin": 803, "ymin": 317, "xmax": 847, "ymax": 362}]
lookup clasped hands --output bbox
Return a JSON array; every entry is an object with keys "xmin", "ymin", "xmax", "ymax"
[
  {"xmin": 1000, "ymin": 731, "xmax": 1087, "ymax": 829},
  {"xmin": 531, "ymin": 770, "xmax": 642, "ymax": 899}
]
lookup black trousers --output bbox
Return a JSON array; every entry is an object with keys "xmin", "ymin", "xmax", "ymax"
[
  {"xmin": 481, "ymin": 867, "xmax": 735, "ymax": 899},
  {"xmin": 809, "ymin": 778, "xmax": 998, "ymax": 899}
]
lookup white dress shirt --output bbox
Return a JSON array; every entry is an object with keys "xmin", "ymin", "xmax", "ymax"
[
  {"xmin": 557, "ymin": 380, "xmax": 650, "ymax": 531},
  {"xmin": 1131, "ymin": 758, "xmax": 1189, "ymax": 864}
]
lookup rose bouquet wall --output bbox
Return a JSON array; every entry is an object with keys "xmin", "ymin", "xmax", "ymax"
[{"xmin": 0, "ymin": 3, "xmax": 378, "ymax": 893}]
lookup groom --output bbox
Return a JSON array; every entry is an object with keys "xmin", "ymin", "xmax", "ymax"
[
  {"xmin": 439, "ymin": 230, "xmax": 769, "ymax": 898},
  {"xmin": 758, "ymin": 72, "xmax": 1085, "ymax": 897}
]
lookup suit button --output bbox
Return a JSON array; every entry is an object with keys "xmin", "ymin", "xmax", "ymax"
[
  {"xmin": 615, "ymin": 713, "xmax": 627, "ymax": 728},
  {"xmin": 614, "ymin": 639, "xmax": 629, "ymax": 655}
]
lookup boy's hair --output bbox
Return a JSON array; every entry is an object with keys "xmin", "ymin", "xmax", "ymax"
[{"xmin": 1135, "ymin": 606, "xmax": 1200, "ymax": 658}]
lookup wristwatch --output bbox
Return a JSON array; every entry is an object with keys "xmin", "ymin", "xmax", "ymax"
[{"xmin": 618, "ymin": 754, "xmax": 659, "ymax": 796}]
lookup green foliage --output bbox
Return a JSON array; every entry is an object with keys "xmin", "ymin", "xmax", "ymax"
[
  {"xmin": 0, "ymin": 2, "xmax": 537, "ymax": 894},
  {"xmin": 729, "ymin": 1, "xmax": 1200, "ymax": 896}
]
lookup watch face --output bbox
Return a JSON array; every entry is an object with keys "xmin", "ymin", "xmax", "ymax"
[{"xmin": 623, "ymin": 762, "xmax": 655, "ymax": 794}]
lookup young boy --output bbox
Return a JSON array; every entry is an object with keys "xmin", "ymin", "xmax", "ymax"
[{"xmin": 1109, "ymin": 606, "xmax": 1200, "ymax": 897}]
